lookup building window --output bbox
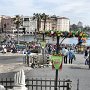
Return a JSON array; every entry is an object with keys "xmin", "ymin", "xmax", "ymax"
[{"xmin": 24, "ymin": 18, "xmax": 29, "ymax": 21}]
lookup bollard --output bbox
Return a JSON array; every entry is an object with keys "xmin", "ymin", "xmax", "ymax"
[
  {"xmin": 67, "ymin": 79, "xmax": 72, "ymax": 90},
  {"xmin": 77, "ymin": 79, "xmax": 79, "ymax": 90},
  {"xmin": 24, "ymin": 56, "xmax": 27, "ymax": 64},
  {"xmin": 26, "ymin": 54, "xmax": 29, "ymax": 67},
  {"xmin": 67, "ymin": 83, "xmax": 69, "ymax": 90},
  {"xmin": 89, "ymin": 50, "xmax": 90, "ymax": 69}
]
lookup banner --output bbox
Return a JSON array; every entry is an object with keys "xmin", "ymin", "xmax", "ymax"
[{"xmin": 51, "ymin": 55, "xmax": 63, "ymax": 70}]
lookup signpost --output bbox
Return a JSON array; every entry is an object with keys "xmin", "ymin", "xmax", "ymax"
[
  {"xmin": 51, "ymin": 55, "xmax": 63, "ymax": 70},
  {"xmin": 55, "ymin": 36, "xmax": 60, "ymax": 90},
  {"xmin": 40, "ymin": 40, "xmax": 46, "ymax": 65},
  {"xmin": 50, "ymin": 36, "xmax": 63, "ymax": 90}
]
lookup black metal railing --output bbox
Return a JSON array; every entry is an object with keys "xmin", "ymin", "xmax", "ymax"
[
  {"xmin": 0, "ymin": 78, "xmax": 14, "ymax": 89},
  {"xmin": 0, "ymin": 78, "xmax": 72, "ymax": 90}
]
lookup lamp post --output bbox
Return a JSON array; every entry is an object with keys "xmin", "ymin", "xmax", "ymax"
[
  {"xmin": 89, "ymin": 48, "xmax": 90, "ymax": 69},
  {"xmin": 42, "ymin": 13, "xmax": 47, "ymax": 65},
  {"xmin": 23, "ymin": 27, "xmax": 26, "ymax": 43},
  {"xmin": 54, "ymin": 36, "xmax": 66, "ymax": 90},
  {"xmin": 42, "ymin": 32, "xmax": 45, "ymax": 41},
  {"xmin": 4, "ymin": 23, "xmax": 6, "ymax": 38},
  {"xmin": 54, "ymin": 36, "xmax": 60, "ymax": 90},
  {"xmin": 42, "ymin": 32, "xmax": 45, "ymax": 65},
  {"xmin": 17, "ymin": 26, "xmax": 19, "ymax": 45},
  {"xmin": 34, "ymin": 29, "xmax": 37, "ymax": 42}
]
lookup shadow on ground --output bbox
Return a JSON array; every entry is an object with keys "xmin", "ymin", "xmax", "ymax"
[{"xmin": 69, "ymin": 66, "xmax": 90, "ymax": 70}]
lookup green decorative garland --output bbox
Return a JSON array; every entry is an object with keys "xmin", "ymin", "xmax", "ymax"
[{"xmin": 38, "ymin": 30, "xmax": 89, "ymax": 38}]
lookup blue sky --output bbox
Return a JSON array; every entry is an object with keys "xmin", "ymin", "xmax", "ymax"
[{"xmin": 0, "ymin": 0, "xmax": 90, "ymax": 26}]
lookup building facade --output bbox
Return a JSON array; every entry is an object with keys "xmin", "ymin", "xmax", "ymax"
[
  {"xmin": 40, "ymin": 16, "xmax": 57, "ymax": 31},
  {"xmin": 22, "ymin": 16, "xmax": 37, "ymax": 34},
  {"xmin": 0, "ymin": 15, "xmax": 12, "ymax": 33},
  {"xmin": 0, "ymin": 15, "xmax": 70, "ymax": 34},
  {"xmin": 57, "ymin": 17, "xmax": 70, "ymax": 32},
  {"xmin": 40, "ymin": 19, "xmax": 52, "ymax": 31},
  {"xmin": 39, "ymin": 16, "xmax": 70, "ymax": 32}
]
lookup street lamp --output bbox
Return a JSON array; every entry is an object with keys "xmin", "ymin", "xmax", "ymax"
[
  {"xmin": 34, "ymin": 29, "xmax": 37, "ymax": 42},
  {"xmin": 89, "ymin": 48, "xmax": 90, "ymax": 69},
  {"xmin": 54, "ymin": 36, "xmax": 66, "ymax": 90},
  {"xmin": 54, "ymin": 36, "xmax": 60, "ymax": 90},
  {"xmin": 23, "ymin": 27, "xmax": 26, "ymax": 43},
  {"xmin": 4, "ymin": 23, "xmax": 6, "ymax": 37}
]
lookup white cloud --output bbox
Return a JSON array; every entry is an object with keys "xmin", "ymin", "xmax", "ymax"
[
  {"xmin": 0, "ymin": 0, "xmax": 34, "ymax": 15},
  {"xmin": 0, "ymin": 0, "xmax": 90, "ymax": 25},
  {"xmin": 53, "ymin": 0, "xmax": 88, "ymax": 14}
]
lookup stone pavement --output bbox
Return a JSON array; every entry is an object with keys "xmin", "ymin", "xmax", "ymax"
[
  {"xmin": 25, "ymin": 53, "xmax": 90, "ymax": 90},
  {"xmin": 0, "ymin": 53, "xmax": 90, "ymax": 90},
  {"xmin": 0, "ymin": 52, "xmax": 25, "ymax": 56}
]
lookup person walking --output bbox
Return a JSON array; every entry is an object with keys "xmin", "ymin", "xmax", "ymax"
[
  {"xmin": 47, "ymin": 44, "xmax": 51, "ymax": 54},
  {"xmin": 68, "ymin": 48, "xmax": 74, "ymax": 64},
  {"xmin": 62, "ymin": 47, "xmax": 68, "ymax": 64},
  {"xmin": 84, "ymin": 47, "xmax": 89, "ymax": 65}
]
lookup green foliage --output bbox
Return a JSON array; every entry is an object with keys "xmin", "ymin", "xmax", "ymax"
[
  {"xmin": 13, "ymin": 15, "xmax": 22, "ymax": 29},
  {"xmin": 38, "ymin": 30, "xmax": 89, "ymax": 38}
]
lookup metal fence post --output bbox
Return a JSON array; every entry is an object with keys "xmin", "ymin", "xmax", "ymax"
[
  {"xmin": 0, "ymin": 78, "xmax": 72, "ymax": 90},
  {"xmin": 6, "ymin": 78, "xmax": 7, "ymax": 90},
  {"xmin": 67, "ymin": 82, "xmax": 69, "ymax": 90},
  {"xmin": 89, "ymin": 49, "xmax": 90, "ymax": 69},
  {"xmin": 67, "ymin": 79, "xmax": 72, "ymax": 90},
  {"xmin": 26, "ymin": 54, "xmax": 29, "ymax": 67},
  {"xmin": 77, "ymin": 79, "xmax": 79, "ymax": 90}
]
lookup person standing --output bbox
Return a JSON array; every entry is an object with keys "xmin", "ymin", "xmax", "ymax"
[
  {"xmin": 68, "ymin": 48, "xmax": 74, "ymax": 64},
  {"xmin": 62, "ymin": 47, "xmax": 68, "ymax": 64},
  {"xmin": 48, "ymin": 44, "xmax": 52, "ymax": 54},
  {"xmin": 84, "ymin": 47, "xmax": 89, "ymax": 65}
]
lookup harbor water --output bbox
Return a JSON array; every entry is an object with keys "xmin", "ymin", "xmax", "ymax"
[{"xmin": 19, "ymin": 35, "xmax": 90, "ymax": 46}]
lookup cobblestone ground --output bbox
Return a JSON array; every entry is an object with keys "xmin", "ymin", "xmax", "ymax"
[{"xmin": 0, "ymin": 53, "xmax": 90, "ymax": 90}]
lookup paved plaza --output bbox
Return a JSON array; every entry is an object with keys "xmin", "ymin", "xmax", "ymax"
[{"xmin": 0, "ymin": 53, "xmax": 90, "ymax": 90}]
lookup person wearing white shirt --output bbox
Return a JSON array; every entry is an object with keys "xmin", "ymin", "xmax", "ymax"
[{"xmin": 62, "ymin": 47, "xmax": 68, "ymax": 64}]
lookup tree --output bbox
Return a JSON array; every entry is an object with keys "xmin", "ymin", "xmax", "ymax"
[
  {"xmin": 70, "ymin": 24, "xmax": 78, "ymax": 31},
  {"xmin": 83, "ymin": 26, "xmax": 90, "ymax": 32},
  {"xmin": 33, "ymin": 13, "xmax": 42, "ymax": 32},
  {"xmin": 41, "ymin": 13, "xmax": 49, "ymax": 31},
  {"xmin": 14, "ymin": 15, "xmax": 22, "ymax": 45},
  {"xmin": 33, "ymin": 13, "xmax": 49, "ymax": 41},
  {"xmin": 33, "ymin": 13, "xmax": 49, "ymax": 32}
]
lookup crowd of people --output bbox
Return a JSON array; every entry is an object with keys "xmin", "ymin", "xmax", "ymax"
[
  {"xmin": 63, "ymin": 47, "xmax": 76, "ymax": 64},
  {"xmin": 0, "ymin": 34, "xmax": 90, "ymax": 65},
  {"xmin": 46, "ymin": 43, "xmax": 90, "ymax": 65},
  {"xmin": 45, "ymin": 44, "xmax": 76, "ymax": 64}
]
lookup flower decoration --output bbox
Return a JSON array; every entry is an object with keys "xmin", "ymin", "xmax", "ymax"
[
  {"xmin": 52, "ymin": 52, "xmax": 64, "ymax": 56},
  {"xmin": 37, "ymin": 30, "xmax": 89, "ymax": 40},
  {"xmin": 44, "ymin": 30, "xmax": 88, "ymax": 38}
]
